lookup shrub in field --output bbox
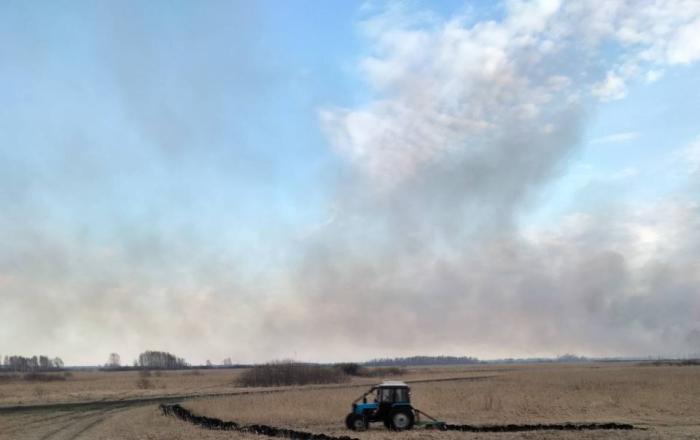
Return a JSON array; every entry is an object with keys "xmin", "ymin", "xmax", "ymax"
[
  {"xmin": 136, "ymin": 377, "xmax": 154, "ymax": 389},
  {"xmin": 335, "ymin": 362, "xmax": 364, "ymax": 376},
  {"xmin": 33, "ymin": 386, "xmax": 47, "ymax": 398},
  {"xmin": 360, "ymin": 366, "xmax": 406, "ymax": 377},
  {"xmin": 333, "ymin": 363, "xmax": 406, "ymax": 377},
  {"xmin": 238, "ymin": 362, "xmax": 349, "ymax": 387},
  {"xmin": 22, "ymin": 372, "xmax": 66, "ymax": 382}
]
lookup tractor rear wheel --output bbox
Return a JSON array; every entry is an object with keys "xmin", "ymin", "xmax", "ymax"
[
  {"xmin": 389, "ymin": 409, "xmax": 414, "ymax": 430},
  {"xmin": 345, "ymin": 413, "xmax": 368, "ymax": 431}
]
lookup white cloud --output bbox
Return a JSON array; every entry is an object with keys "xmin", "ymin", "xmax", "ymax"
[
  {"xmin": 592, "ymin": 71, "xmax": 628, "ymax": 101},
  {"xmin": 324, "ymin": 2, "xmax": 578, "ymax": 189},
  {"xmin": 582, "ymin": 1, "xmax": 700, "ymax": 97},
  {"xmin": 645, "ymin": 69, "xmax": 664, "ymax": 83},
  {"xmin": 302, "ymin": 1, "xmax": 700, "ymax": 359},
  {"xmin": 323, "ymin": 1, "xmax": 700, "ymax": 188},
  {"xmin": 591, "ymin": 132, "xmax": 640, "ymax": 144}
]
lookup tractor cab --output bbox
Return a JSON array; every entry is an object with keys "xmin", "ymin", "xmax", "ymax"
[{"xmin": 345, "ymin": 381, "xmax": 415, "ymax": 431}]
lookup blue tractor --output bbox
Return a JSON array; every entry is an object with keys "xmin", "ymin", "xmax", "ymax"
[{"xmin": 345, "ymin": 381, "xmax": 415, "ymax": 431}]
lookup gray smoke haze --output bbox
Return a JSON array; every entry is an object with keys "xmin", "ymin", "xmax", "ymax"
[
  {"xmin": 1, "ymin": 1, "xmax": 699, "ymax": 365},
  {"xmin": 266, "ymin": 1, "xmax": 700, "ymax": 360},
  {"xmin": 0, "ymin": 1, "xmax": 289, "ymax": 364}
]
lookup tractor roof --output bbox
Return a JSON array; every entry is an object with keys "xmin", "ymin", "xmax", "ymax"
[{"xmin": 378, "ymin": 381, "xmax": 408, "ymax": 388}]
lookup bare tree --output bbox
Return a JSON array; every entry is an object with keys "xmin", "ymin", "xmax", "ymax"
[
  {"xmin": 3, "ymin": 355, "xmax": 63, "ymax": 371},
  {"xmin": 53, "ymin": 357, "xmax": 64, "ymax": 369},
  {"xmin": 107, "ymin": 353, "xmax": 121, "ymax": 368},
  {"xmin": 137, "ymin": 351, "xmax": 187, "ymax": 369}
]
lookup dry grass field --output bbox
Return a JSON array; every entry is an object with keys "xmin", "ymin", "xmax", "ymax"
[
  {"xmin": 184, "ymin": 363, "xmax": 700, "ymax": 439},
  {"xmin": 1, "ymin": 363, "xmax": 699, "ymax": 439},
  {"xmin": 0, "ymin": 365, "xmax": 467, "ymax": 407},
  {"xmin": 0, "ymin": 369, "xmax": 247, "ymax": 406}
]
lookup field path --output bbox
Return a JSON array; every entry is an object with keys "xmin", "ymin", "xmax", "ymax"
[{"xmin": 1, "ymin": 405, "xmax": 131, "ymax": 440}]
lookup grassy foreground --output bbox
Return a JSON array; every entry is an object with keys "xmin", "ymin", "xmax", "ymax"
[{"xmin": 1, "ymin": 363, "xmax": 699, "ymax": 439}]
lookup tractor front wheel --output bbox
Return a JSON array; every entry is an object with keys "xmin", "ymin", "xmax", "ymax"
[
  {"xmin": 345, "ymin": 413, "xmax": 368, "ymax": 431},
  {"xmin": 389, "ymin": 409, "xmax": 414, "ymax": 430}
]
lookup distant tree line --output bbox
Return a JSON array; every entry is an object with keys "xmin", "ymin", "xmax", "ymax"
[
  {"xmin": 137, "ymin": 351, "xmax": 188, "ymax": 369},
  {"xmin": 365, "ymin": 356, "xmax": 480, "ymax": 366},
  {"xmin": 2, "ymin": 355, "xmax": 64, "ymax": 372},
  {"xmin": 238, "ymin": 361, "xmax": 348, "ymax": 387}
]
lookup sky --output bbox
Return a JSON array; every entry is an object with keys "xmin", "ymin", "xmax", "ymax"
[{"xmin": 1, "ymin": 0, "xmax": 699, "ymax": 366}]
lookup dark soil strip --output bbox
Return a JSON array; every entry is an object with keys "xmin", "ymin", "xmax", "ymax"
[
  {"xmin": 161, "ymin": 403, "xmax": 637, "ymax": 438},
  {"xmin": 441, "ymin": 422, "xmax": 636, "ymax": 432},
  {"xmin": 161, "ymin": 404, "xmax": 359, "ymax": 440}
]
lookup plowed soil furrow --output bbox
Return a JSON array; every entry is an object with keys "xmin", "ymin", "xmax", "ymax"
[
  {"xmin": 161, "ymin": 403, "xmax": 359, "ymax": 440},
  {"xmin": 161, "ymin": 403, "xmax": 639, "ymax": 439},
  {"xmin": 442, "ymin": 422, "xmax": 636, "ymax": 432}
]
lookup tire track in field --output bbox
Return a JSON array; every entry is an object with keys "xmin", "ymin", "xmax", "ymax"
[
  {"xmin": 69, "ymin": 407, "xmax": 126, "ymax": 440},
  {"xmin": 35, "ymin": 406, "xmax": 130, "ymax": 440},
  {"xmin": 1, "ymin": 411, "xmax": 79, "ymax": 434}
]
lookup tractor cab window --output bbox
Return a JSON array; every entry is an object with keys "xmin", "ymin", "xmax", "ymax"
[
  {"xmin": 394, "ymin": 388, "xmax": 408, "ymax": 402},
  {"xmin": 378, "ymin": 388, "xmax": 394, "ymax": 403}
]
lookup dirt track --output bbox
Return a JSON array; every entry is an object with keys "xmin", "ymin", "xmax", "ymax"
[{"xmin": 1, "ymin": 405, "xmax": 132, "ymax": 440}]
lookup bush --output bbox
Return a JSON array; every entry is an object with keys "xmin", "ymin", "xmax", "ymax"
[
  {"xmin": 237, "ymin": 362, "xmax": 349, "ymax": 387},
  {"xmin": 135, "ymin": 378, "xmax": 154, "ymax": 389},
  {"xmin": 22, "ymin": 372, "xmax": 66, "ymax": 382},
  {"xmin": 335, "ymin": 362, "xmax": 364, "ymax": 376},
  {"xmin": 360, "ymin": 366, "xmax": 407, "ymax": 377},
  {"xmin": 138, "ymin": 369, "xmax": 152, "ymax": 378}
]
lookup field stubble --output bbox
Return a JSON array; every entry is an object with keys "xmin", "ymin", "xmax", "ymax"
[
  {"xmin": 1, "ymin": 363, "xmax": 699, "ymax": 439},
  {"xmin": 185, "ymin": 363, "xmax": 700, "ymax": 440}
]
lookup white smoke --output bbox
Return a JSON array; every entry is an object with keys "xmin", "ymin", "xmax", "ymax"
[{"xmin": 269, "ymin": 0, "xmax": 700, "ymax": 360}]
